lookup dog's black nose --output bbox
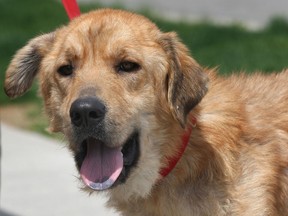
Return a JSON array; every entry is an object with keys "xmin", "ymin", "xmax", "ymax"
[{"xmin": 70, "ymin": 97, "xmax": 106, "ymax": 127}]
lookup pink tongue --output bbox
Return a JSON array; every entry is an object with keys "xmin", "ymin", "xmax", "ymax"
[{"xmin": 80, "ymin": 139, "xmax": 123, "ymax": 190}]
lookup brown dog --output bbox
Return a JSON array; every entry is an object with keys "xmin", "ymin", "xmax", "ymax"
[{"xmin": 4, "ymin": 9, "xmax": 288, "ymax": 215}]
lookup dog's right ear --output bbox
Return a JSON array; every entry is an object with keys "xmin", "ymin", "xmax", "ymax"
[{"xmin": 4, "ymin": 32, "xmax": 55, "ymax": 98}]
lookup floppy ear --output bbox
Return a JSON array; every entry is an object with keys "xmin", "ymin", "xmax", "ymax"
[
  {"xmin": 160, "ymin": 32, "xmax": 209, "ymax": 126},
  {"xmin": 4, "ymin": 32, "xmax": 55, "ymax": 98}
]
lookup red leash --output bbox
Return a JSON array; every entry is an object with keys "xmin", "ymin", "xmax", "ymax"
[{"xmin": 62, "ymin": 0, "xmax": 81, "ymax": 20}]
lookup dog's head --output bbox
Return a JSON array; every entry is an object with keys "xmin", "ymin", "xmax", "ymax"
[{"xmin": 4, "ymin": 9, "xmax": 208, "ymax": 199}]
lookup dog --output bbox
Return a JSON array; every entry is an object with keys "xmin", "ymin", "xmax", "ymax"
[{"xmin": 4, "ymin": 9, "xmax": 288, "ymax": 215}]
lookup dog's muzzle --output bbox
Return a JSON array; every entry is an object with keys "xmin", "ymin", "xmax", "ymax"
[{"xmin": 70, "ymin": 97, "xmax": 140, "ymax": 190}]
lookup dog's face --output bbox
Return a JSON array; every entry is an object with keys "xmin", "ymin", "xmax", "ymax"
[{"xmin": 4, "ymin": 9, "xmax": 208, "ymax": 199}]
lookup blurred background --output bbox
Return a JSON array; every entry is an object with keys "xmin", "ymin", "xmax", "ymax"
[{"xmin": 0, "ymin": 0, "xmax": 287, "ymax": 215}]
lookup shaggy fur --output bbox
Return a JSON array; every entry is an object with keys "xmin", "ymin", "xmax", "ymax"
[{"xmin": 4, "ymin": 9, "xmax": 288, "ymax": 216}]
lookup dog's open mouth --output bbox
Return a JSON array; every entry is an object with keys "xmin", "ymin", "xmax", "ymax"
[{"xmin": 75, "ymin": 133, "xmax": 140, "ymax": 190}]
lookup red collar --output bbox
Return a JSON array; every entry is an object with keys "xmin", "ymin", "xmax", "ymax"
[{"xmin": 159, "ymin": 115, "xmax": 196, "ymax": 178}]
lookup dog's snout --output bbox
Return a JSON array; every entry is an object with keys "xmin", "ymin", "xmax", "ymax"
[{"xmin": 70, "ymin": 97, "xmax": 106, "ymax": 127}]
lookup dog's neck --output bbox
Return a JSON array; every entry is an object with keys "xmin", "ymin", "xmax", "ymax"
[{"xmin": 159, "ymin": 115, "xmax": 197, "ymax": 178}]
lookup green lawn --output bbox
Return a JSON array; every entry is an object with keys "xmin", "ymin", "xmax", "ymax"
[{"xmin": 1, "ymin": 0, "xmax": 288, "ymax": 106}]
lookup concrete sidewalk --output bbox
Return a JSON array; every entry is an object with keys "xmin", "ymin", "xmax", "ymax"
[
  {"xmin": 81, "ymin": 0, "xmax": 288, "ymax": 29},
  {"xmin": 0, "ymin": 123, "xmax": 118, "ymax": 216}
]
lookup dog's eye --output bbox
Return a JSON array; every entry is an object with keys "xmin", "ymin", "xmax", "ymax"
[
  {"xmin": 117, "ymin": 61, "xmax": 140, "ymax": 73},
  {"xmin": 57, "ymin": 64, "xmax": 74, "ymax": 76}
]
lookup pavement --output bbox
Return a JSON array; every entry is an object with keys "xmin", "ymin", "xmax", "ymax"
[
  {"xmin": 80, "ymin": 0, "xmax": 288, "ymax": 29},
  {"xmin": 0, "ymin": 123, "xmax": 119, "ymax": 216}
]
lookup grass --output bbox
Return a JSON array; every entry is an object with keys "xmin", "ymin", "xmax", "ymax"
[
  {"xmin": 0, "ymin": 0, "xmax": 288, "ymax": 135},
  {"xmin": 153, "ymin": 18, "xmax": 288, "ymax": 75}
]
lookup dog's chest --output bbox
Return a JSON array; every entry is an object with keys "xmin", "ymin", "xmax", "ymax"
[{"xmin": 117, "ymin": 183, "xmax": 231, "ymax": 216}]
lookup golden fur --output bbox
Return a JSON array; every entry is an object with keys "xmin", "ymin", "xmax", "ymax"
[{"xmin": 4, "ymin": 9, "xmax": 288, "ymax": 216}]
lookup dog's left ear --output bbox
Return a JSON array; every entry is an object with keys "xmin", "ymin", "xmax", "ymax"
[{"xmin": 160, "ymin": 32, "xmax": 209, "ymax": 126}]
